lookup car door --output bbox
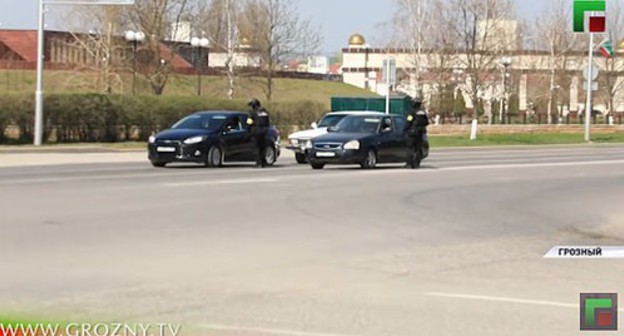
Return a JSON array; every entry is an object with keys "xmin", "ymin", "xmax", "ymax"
[
  {"xmin": 377, "ymin": 117, "xmax": 397, "ymax": 162},
  {"xmin": 392, "ymin": 116, "xmax": 409, "ymax": 162},
  {"xmin": 238, "ymin": 114, "xmax": 256, "ymax": 161},
  {"xmin": 220, "ymin": 116, "xmax": 248, "ymax": 161}
]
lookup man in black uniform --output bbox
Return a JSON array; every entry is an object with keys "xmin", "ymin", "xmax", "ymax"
[
  {"xmin": 404, "ymin": 97, "xmax": 429, "ymax": 168},
  {"xmin": 247, "ymin": 98, "xmax": 271, "ymax": 167}
]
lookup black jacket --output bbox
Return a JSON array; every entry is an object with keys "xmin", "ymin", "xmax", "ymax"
[
  {"xmin": 248, "ymin": 108, "xmax": 271, "ymax": 135},
  {"xmin": 405, "ymin": 109, "xmax": 429, "ymax": 135}
]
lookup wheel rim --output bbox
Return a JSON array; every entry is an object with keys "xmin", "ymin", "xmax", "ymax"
[
  {"xmin": 367, "ymin": 150, "xmax": 376, "ymax": 167},
  {"xmin": 210, "ymin": 147, "xmax": 222, "ymax": 166},
  {"xmin": 265, "ymin": 147, "xmax": 275, "ymax": 165}
]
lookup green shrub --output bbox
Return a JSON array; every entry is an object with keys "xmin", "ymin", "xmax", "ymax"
[{"xmin": 0, "ymin": 94, "xmax": 325, "ymax": 144}]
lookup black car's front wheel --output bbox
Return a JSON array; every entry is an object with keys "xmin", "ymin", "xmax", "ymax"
[
  {"xmin": 360, "ymin": 149, "xmax": 377, "ymax": 169},
  {"xmin": 206, "ymin": 146, "xmax": 223, "ymax": 168},
  {"xmin": 310, "ymin": 161, "xmax": 325, "ymax": 170},
  {"xmin": 151, "ymin": 161, "xmax": 167, "ymax": 168}
]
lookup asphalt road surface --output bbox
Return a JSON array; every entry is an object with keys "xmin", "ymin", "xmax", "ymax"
[{"xmin": 2, "ymin": 145, "xmax": 624, "ymax": 336}]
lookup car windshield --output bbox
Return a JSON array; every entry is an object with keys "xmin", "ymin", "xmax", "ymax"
[
  {"xmin": 334, "ymin": 116, "xmax": 381, "ymax": 133},
  {"xmin": 172, "ymin": 114, "xmax": 228, "ymax": 130},
  {"xmin": 318, "ymin": 114, "xmax": 348, "ymax": 128}
]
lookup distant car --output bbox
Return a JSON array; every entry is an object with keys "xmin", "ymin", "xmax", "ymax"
[
  {"xmin": 308, "ymin": 113, "xmax": 428, "ymax": 169},
  {"xmin": 148, "ymin": 111, "xmax": 280, "ymax": 168},
  {"xmin": 287, "ymin": 111, "xmax": 382, "ymax": 164}
]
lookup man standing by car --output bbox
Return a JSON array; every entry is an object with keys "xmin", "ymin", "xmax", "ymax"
[
  {"xmin": 405, "ymin": 97, "xmax": 429, "ymax": 168},
  {"xmin": 247, "ymin": 99, "xmax": 271, "ymax": 168}
]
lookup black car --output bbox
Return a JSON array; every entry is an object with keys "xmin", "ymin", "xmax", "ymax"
[
  {"xmin": 308, "ymin": 113, "xmax": 429, "ymax": 169},
  {"xmin": 148, "ymin": 111, "xmax": 281, "ymax": 167}
]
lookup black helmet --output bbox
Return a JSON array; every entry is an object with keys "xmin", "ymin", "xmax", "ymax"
[
  {"xmin": 248, "ymin": 98, "xmax": 261, "ymax": 109},
  {"xmin": 412, "ymin": 97, "xmax": 424, "ymax": 110}
]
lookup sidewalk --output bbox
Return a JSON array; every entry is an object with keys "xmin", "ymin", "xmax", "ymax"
[{"xmin": 0, "ymin": 152, "xmax": 147, "ymax": 167}]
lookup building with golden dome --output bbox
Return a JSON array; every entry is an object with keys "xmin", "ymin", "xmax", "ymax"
[{"xmin": 341, "ymin": 32, "xmax": 624, "ymax": 117}]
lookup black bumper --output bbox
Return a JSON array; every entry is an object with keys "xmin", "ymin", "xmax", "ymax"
[
  {"xmin": 148, "ymin": 143, "xmax": 207, "ymax": 164},
  {"xmin": 308, "ymin": 148, "xmax": 365, "ymax": 165}
]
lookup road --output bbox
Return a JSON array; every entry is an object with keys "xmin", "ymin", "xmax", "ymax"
[{"xmin": 1, "ymin": 145, "xmax": 624, "ymax": 336}]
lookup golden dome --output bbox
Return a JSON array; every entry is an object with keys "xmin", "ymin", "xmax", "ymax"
[
  {"xmin": 348, "ymin": 33, "xmax": 366, "ymax": 46},
  {"xmin": 239, "ymin": 36, "xmax": 251, "ymax": 46}
]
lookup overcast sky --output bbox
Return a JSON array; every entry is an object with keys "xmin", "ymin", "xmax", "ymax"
[{"xmin": 0, "ymin": 0, "xmax": 547, "ymax": 54}]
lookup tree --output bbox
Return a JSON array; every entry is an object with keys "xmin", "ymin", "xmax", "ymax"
[
  {"xmin": 60, "ymin": 6, "xmax": 127, "ymax": 93},
  {"xmin": 239, "ymin": 0, "xmax": 321, "ymax": 100},
  {"xmin": 195, "ymin": 0, "xmax": 240, "ymax": 99},
  {"xmin": 123, "ymin": 0, "xmax": 191, "ymax": 95},
  {"xmin": 534, "ymin": 0, "xmax": 581, "ymax": 124},
  {"xmin": 392, "ymin": 0, "xmax": 430, "ymax": 98},
  {"xmin": 439, "ymin": 0, "xmax": 515, "ymax": 124}
]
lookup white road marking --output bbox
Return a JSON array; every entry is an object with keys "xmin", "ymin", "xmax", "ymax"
[
  {"xmin": 441, "ymin": 159, "xmax": 624, "ymax": 171},
  {"xmin": 425, "ymin": 292, "xmax": 624, "ymax": 312},
  {"xmin": 164, "ymin": 178, "xmax": 278, "ymax": 187},
  {"xmin": 197, "ymin": 324, "xmax": 362, "ymax": 336}
]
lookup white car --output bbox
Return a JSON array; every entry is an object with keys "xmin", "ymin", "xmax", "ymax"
[{"xmin": 287, "ymin": 111, "xmax": 382, "ymax": 164}]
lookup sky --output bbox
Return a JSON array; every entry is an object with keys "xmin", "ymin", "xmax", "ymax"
[{"xmin": 0, "ymin": 0, "xmax": 548, "ymax": 54}]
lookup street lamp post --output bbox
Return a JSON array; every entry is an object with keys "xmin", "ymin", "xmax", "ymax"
[
  {"xmin": 124, "ymin": 30, "xmax": 145, "ymax": 96},
  {"xmin": 500, "ymin": 57, "xmax": 512, "ymax": 125},
  {"xmin": 190, "ymin": 37, "xmax": 210, "ymax": 96}
]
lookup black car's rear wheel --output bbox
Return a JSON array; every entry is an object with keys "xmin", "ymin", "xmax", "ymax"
[
  {"xmin": 264, "ymin": 145, "xmax": 277, "ymax": 166},
  {"xmin": 311, "ymin": 162, "xmax": 325, "ymax": 170},
  {"xmin": 295, "ymin": 153, "xmax": 307, "ymax": 164},
  {"xmin": 151, "ymin": 161, "xmax": 167, "ymax": 168},
  {"xmin": 360, "ymin": 149, "xmax": 377, "ymax": 169},
  {"xmin": 206, "ymin": 146, "xmax": 223, "ymax": 168}
]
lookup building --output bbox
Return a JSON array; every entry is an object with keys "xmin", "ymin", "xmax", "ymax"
[
  {"xmin": 0, "ymin": 29, "xmax": 192, "ymax": 70},
  {"xmin": 476, "ymin": 19, "xmax": 521, "ymax": 51},
  {"xmin": 341, "ymin": 32, "xmax": 624, "ymax": 115},
  {"xmin": 307, "ymin": 56, "xmax": 329, "ymax": 74},
  {"xmin": 169, "ymin": 21, "xmax": 192, "ymax": 43}
]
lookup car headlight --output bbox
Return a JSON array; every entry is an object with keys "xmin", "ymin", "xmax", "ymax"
[
  {"xmin": 290, "ymin": 138, "xmax": 299, "ymax": 146},
  {"xmin": 343, "ymin": 140, "xmax": 360, "ymax": 150},
  {"xmin": 148, "ymin": 135, "xmax": 156, "ymax": 144},
  {"xmin": 183, "ymin": 136, "xmax": 205, "ymax": 145},
  {"xmin": 305, "ymin": 140, "xmax": 313, "ymax": 149}
]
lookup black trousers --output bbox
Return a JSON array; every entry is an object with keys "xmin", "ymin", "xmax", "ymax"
[
  {"xmin": 405, "ymin": 130, "xmax": 424, "ymax": 166},
  {"xmin": 252, "ymin": 133, "xmax": 268, "ymax": 166}
]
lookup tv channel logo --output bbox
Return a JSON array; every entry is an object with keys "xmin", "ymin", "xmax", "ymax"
[
  {"xmin": 573, "ymin": 0, "xmax": 607, "ymax": 33},
  {"xmin": 581, "ymin": 293, "xmax": 618, "ymax": 331}
]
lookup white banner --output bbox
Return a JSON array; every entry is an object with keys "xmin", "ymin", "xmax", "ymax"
[{"xmin": 544, "ymin": 246, "xmax": 624, "ymax": 259}]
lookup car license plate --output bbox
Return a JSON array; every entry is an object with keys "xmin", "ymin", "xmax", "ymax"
[
  {"xmin": 316, "ymin": 152, "xmax": 336, "ymax": 157},
  {"xmin": 157, "ymin": 146, "xmax": 176, "ymax": 153}
]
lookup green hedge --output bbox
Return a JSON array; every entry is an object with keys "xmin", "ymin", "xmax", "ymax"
[{"xmin": 0, "ymin": 94, "xmax": 327, "ymax": 144}]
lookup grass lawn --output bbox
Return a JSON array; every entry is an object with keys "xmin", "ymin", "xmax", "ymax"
[
  {"xmin": 0, "ymin": 69, "xmax": 378, "ymax": 105},
  {"xmin": 430, "ymin": 132, "xmax": 624, "ymax": 147}
]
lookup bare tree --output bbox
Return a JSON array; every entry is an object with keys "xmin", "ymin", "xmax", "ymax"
[
  {"xmin": 60, "ymin": 6, "xmax": 127, "ymax": 93},
  {"xmin": 440, "ymin": 0, "xmax": 515, "ymax": 125},
  {"xmin": 534, "ymin": 0, "xmax": 581, "ymax": 124},
  {"xmin": 393, "ymin": 0, "xmax": 430, "ymax": 98},
  {"xmin": 123, "ymin": 0, "xmax": 191, "ymax": 95},
  {"xmin": 196, "ymin": 0, "xmax": 240, "ymax": 99},
  {"xmin": 240, "ymin": 0, "xmax": 321, "ymax": 100}
]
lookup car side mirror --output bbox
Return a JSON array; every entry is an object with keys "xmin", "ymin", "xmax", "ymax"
[
  {"xmin": 311, "ymin": 122, "xmax": 318, "ymax": 129},
  {"xmin": 381, "ymin": 127, "xmax": 392, "ymax": 133}
]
